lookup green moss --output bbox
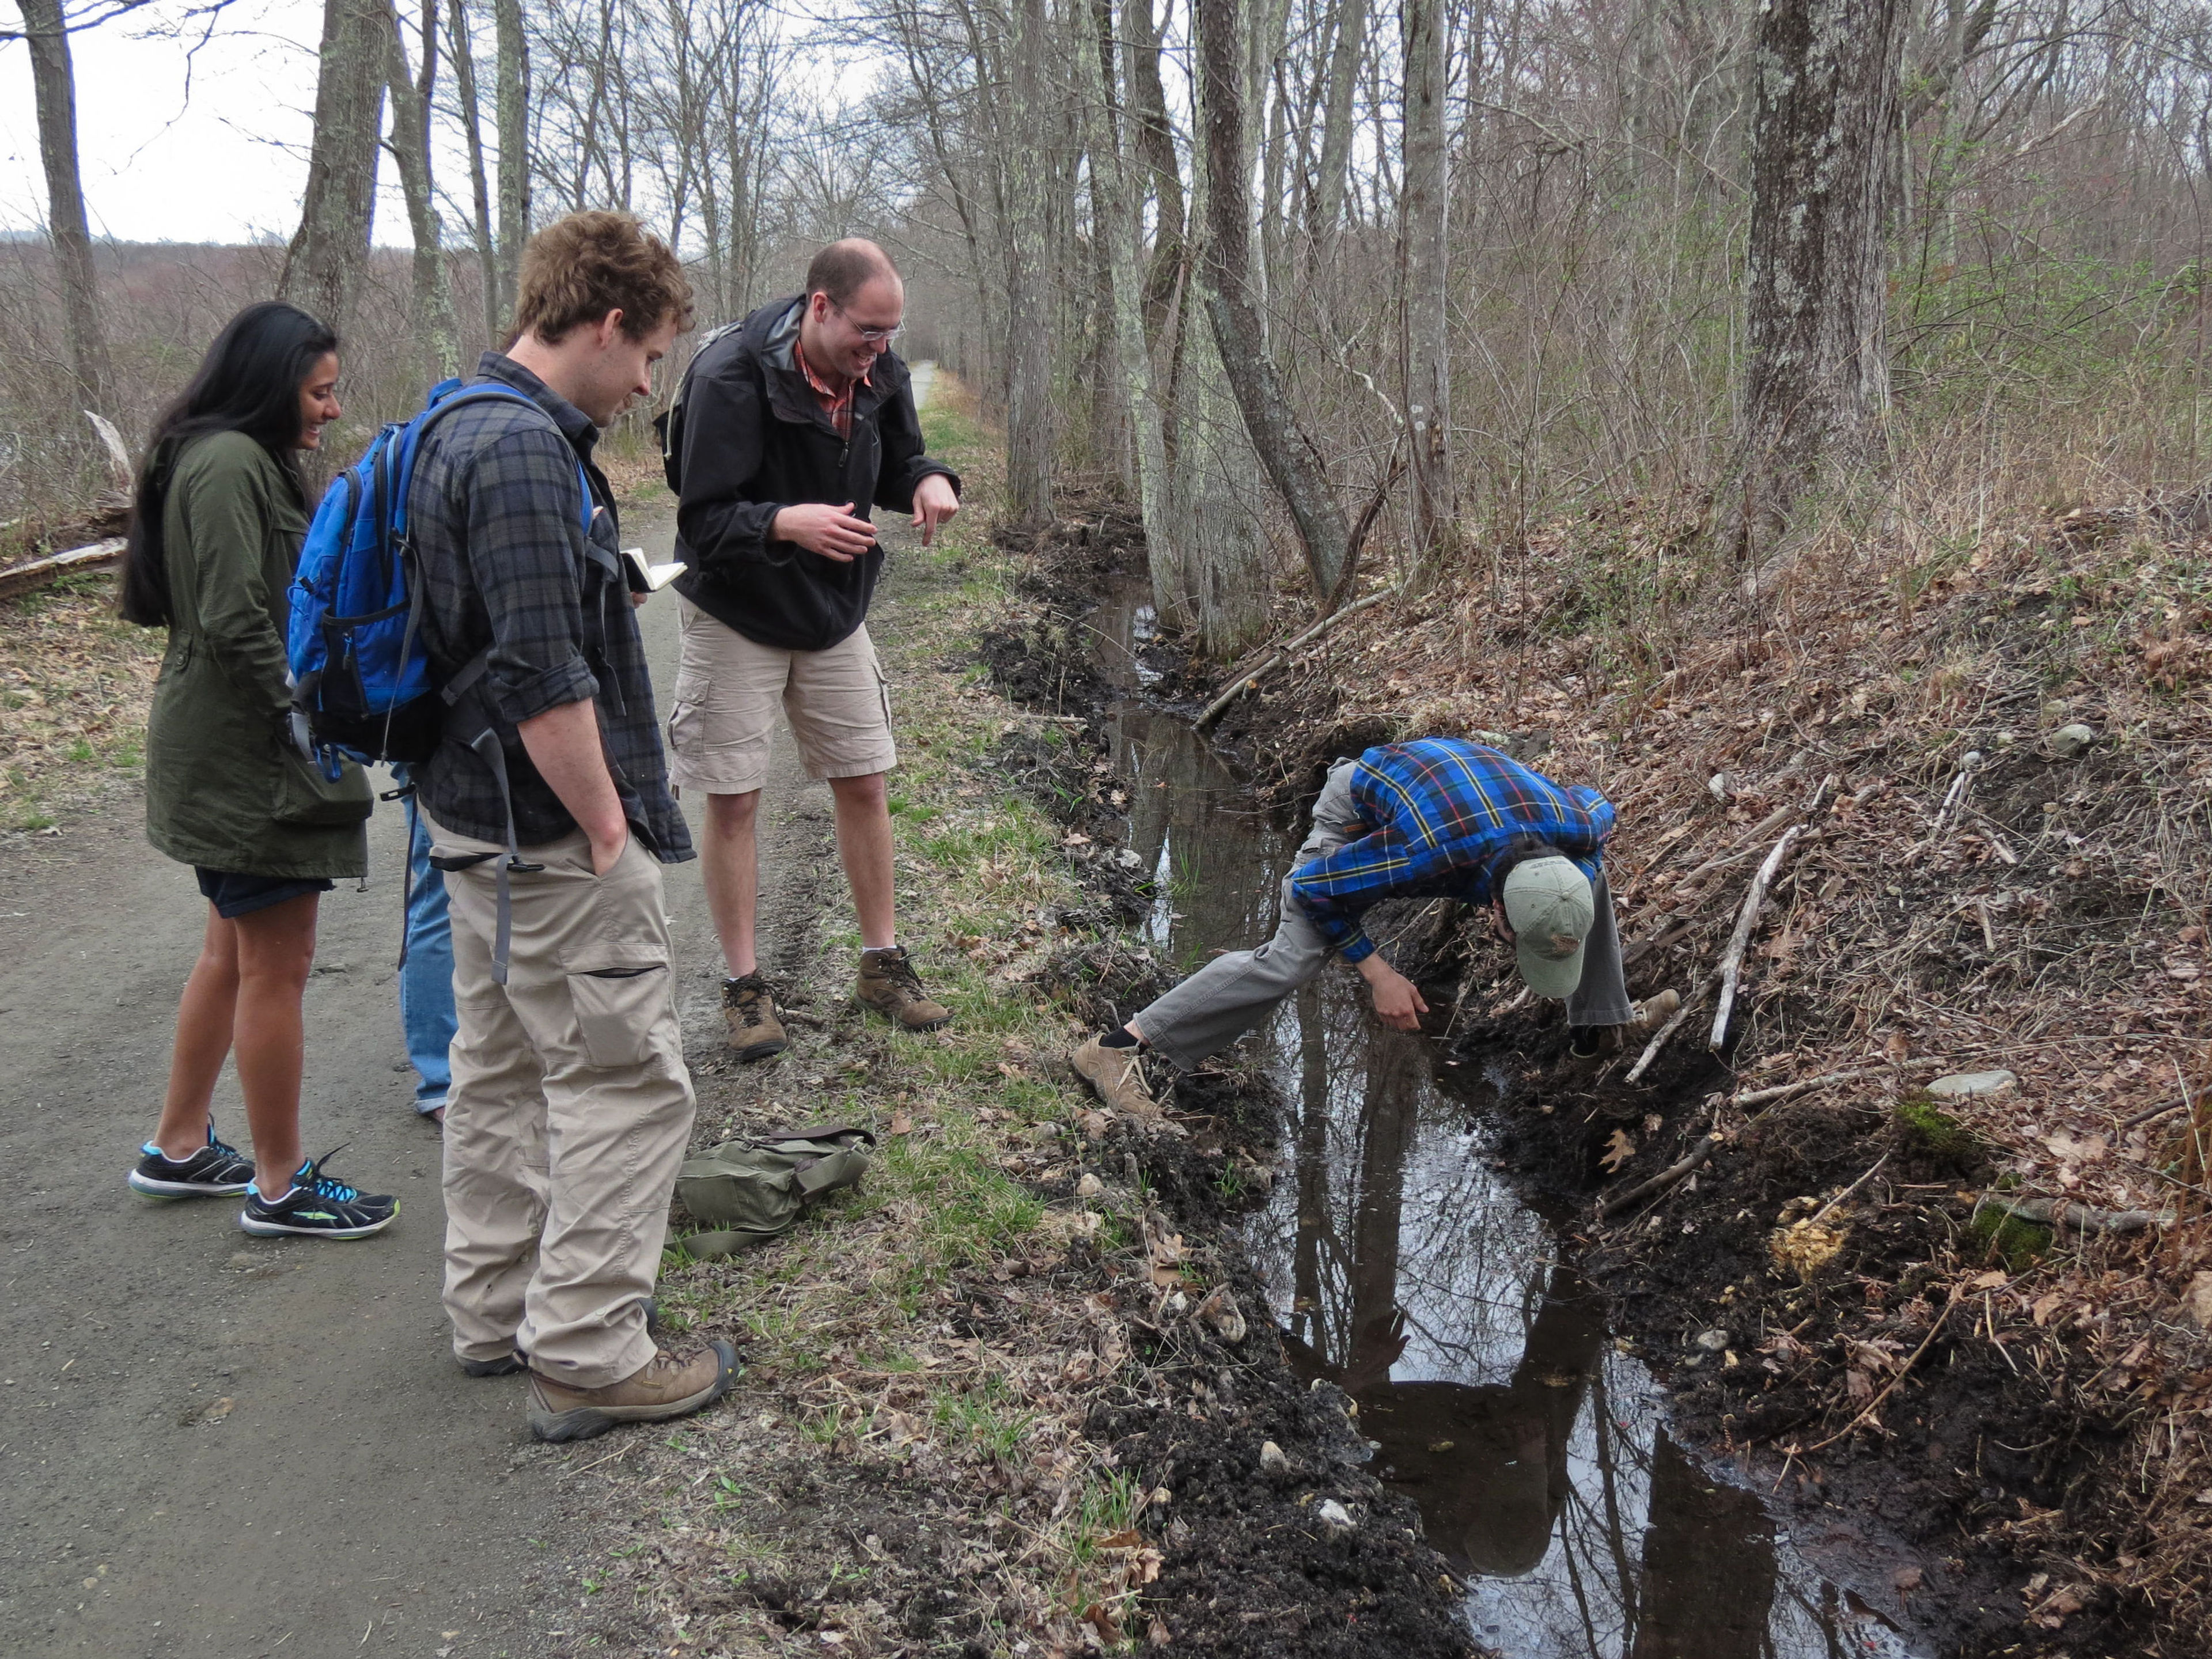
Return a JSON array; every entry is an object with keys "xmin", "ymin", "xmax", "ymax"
[
  {"xmin": 1968, "ymin": 1203, "xmax": 2052, "ymax": 1271},
  {"xmin": 1894, "ymin": 1093, "xmax": 1981, "ymax": 1165}
]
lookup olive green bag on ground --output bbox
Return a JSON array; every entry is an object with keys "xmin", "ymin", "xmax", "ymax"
[{"xmin": 675, "ymin": 1124, "xmax": 876, "ymax": 1259}]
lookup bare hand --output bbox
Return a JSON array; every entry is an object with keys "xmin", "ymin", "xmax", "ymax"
[
  {"xmin": 1362, "ymin": 963, "xmax": 1431, "ymax": 1033},
  {"xmin": 630, "ymin": 590, "xmax": 649, "ymax": 608},
  {"xmin": 911, "ymin": 475, "xmax": 961, "ymax": 546},
  {"xmin": 774, "ymin": 501, "xmax": 877, "ymax": 563}
]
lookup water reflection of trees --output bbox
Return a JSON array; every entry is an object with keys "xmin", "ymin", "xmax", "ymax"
[{"xmin": 1247, "ymin": 976, "xmax": 1893, "ymax": 1659}]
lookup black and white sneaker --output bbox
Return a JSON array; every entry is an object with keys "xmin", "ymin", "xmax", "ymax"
[
  {"xmin": 238, "ymin": 1148, "xmax": 397, "ymax": 1240},
  {"xmin": 129, "ymin": 1127, "xmax": 256, "ymax": 1199}
]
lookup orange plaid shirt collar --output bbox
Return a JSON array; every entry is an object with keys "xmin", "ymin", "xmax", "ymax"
[{"xmin": 793, "ymin": 336, "xmax": 870, "ymax": 440}]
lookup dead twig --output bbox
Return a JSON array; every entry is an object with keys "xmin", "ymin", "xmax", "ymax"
[
  {"xmin": 1805, "ymin": 1289, "xmax": 1963, "ymax": 1452},
  {"xmin": 1808, "ymin": 1152, "xmax": 1889, "ymax": 1225},
  {"xmin": 1730, "ymin": 1060, "xmax": 1941, "ymax": 1108},
  {"xmin": 1626, "ymin": 972, "xmax": 1717, "ymax": 1084},
  {"xmin": 1192, "ymin": 586, "xmax": 1401, "ymax": 730},
  {"xmin": 1599, "ymin": 1133, "xmax": 1721, "ymax": 1218},
  {"xmin": 1710, "ymin": 825, "xmax": 1805, "ymax": 1051}
]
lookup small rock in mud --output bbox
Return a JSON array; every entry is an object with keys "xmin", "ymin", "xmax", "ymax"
[
  {"xmin": 2048, "ymin": 721, "xmax": 2097, "ymax": 757},
  {"xmin": 1313, "ymin": 1498, "xmax": 1355, "ymax": 1531},
  {"xmin": 1075, "ymin": 1172, "xmax": 1104, "ymax": 1198},
  {"xmin": 1259, "ymin": 1440, "xmax": 1290, "ymax": 1474},
  {"xmin": 1196, "ymin": 1285, "xmax": 1248, "ymax": 1344},
  {"xmin": 1694, "ymin": 1328, "xmax": 1732, "ymax": 1352}
]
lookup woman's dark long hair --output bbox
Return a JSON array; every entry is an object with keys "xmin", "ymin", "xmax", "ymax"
[{"xmin": 118, "ymin": 301, "xmax": 339, "ymax": 628}]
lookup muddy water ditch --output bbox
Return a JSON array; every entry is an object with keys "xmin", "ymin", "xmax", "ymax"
[{"xmin": 1055, "ymin": 578, "xmax": 1939, "ymax": 1658}]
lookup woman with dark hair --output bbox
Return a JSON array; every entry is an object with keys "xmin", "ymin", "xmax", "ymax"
[{"xmin": 120, "ymin": 300, "xmax": 396, "ymax": 1240}]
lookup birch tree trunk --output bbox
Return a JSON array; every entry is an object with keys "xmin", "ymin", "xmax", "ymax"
[
  {"xmin": 1001, "ymin": 0, "xmax": 1056, "ymax": 531},
  {"xmin": 280, "ymin": 0, "xmax": 388, "ymax": 335},
  {"xmin": 447, "ymin": 0, "xmax": 501, "ymax": 347},
  {"xmin": 1192, "ymin": 0, "xmax": 1351, "ymax": 604},
  {"xmin": 1738, "ymin": 0, "xmax": 1908, "ymax": 555},
  {"xmin": 385, "ymin": 0, "xmax": 459, "ymax": 384},
  {"xmin": 494, "ymin": 0, "xmax": 531, "ymax": 322},
  {"xmin": 1400, "ymin": 0, "xmax": 1456, "ymax": 564},
  {"xmin": 17, "ymin": 0, "xmax": 110, "ymax": 407}
]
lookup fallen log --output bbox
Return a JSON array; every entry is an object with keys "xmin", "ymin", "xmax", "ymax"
[
  {"xmin": 1192, "ymin": 586, "xmax": 1400, "ymax": 730},
  {"xmin": 1973, "ymin": 1193, "xmax": 2172, "ymax": 1236},
  {"xmin": 0, "ymin": 537, "xmax": 126, "ymax": 603},
  {"xmin": 1709, "ymin": 825, "xmax": 1804, "ymax": 1051}
]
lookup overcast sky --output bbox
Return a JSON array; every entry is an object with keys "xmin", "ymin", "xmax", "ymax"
[{"xmin": 0, "ymin": 0, "xmax": 343, "ymax": 244}]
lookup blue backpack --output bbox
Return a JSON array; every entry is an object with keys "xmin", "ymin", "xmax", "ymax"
[{"xmin": 286, "ymin": 378, "xmax": 590, "ymax": 765}]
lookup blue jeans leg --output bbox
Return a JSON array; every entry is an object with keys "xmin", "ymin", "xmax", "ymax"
[{"xmin": 399, "ymin": 790, "xmax": 458, "ymax": 1114}]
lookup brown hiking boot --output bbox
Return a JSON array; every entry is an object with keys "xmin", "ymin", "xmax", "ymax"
[
  {"xmin": 1070, "ymin": 1036, "xmax": 1158, "ymax": 1119},
  {"xmin": 527, "ymin": 1340, "xmax": 738, "ymax": 1443},
  {"xmin": 855, "ymin": 946, "xmax": 952, "ymax": 1031},
  {"xmin": 722, "ymin": 972, "xmax": 787, "ymax": 1061}
]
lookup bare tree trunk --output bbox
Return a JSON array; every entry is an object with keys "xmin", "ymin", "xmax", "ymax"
[
  {"xmin": 17, "ymin": 0, "xmax": 110, "ymax": 407},
  {"xmin": 1310, "ymin": 0, "xmax": 1369, "ymax": 241},
  {"xmin": 1400, "ymin": 0, "xmax": 1456, "ymax": 564},
  {"xmin": 1123, "ymin": 0, "xmax": 1184, "ymax": 336},
  {"xmin": 280, "ymin": 0, "xmax": 388, "ymax": 335},
  {"xmin": 1192, "ymin": 0, "xmax": 1351, "ymax": 604},
  {"xmin": 494, "ymin": 0, "xmax": 531, "ymax": 321},
  {"xmin": 1088, "ymin": 0, "xmax": 1176, "ymax": 599},
  {"xmin": 1738, "ymin": 0, "xmax": 1908, "ymax": 554},
  {"xmin": 1001, "ymin": 0, "xmax": 1056, "ymax": 531},
  {"xmin": 385, "ymin": 0, "xmax": 459, "ymax": 384},
  {"xmin": 447, "ymin": 0, "xmax": 500, "ymax": 348}
]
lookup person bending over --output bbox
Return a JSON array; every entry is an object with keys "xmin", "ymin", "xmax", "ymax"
[{"xmin": 1069, "ymin": 737, "xmax": 1678, "ymax": 1113}]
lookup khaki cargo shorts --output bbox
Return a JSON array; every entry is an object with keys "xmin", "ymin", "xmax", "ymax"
[{"xmin": 665, "ymin": 595, "xmax": 896, "ymax": 796}]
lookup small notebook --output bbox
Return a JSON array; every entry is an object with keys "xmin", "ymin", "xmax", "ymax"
[{"xmin": 623, "ymin": 547, "xmax": 687, "ymax": 592}]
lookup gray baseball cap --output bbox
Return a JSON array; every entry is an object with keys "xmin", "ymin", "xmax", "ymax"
[{"xmin": 1502, "ymin": 855, "xmax": 1594, "ymax": 999}]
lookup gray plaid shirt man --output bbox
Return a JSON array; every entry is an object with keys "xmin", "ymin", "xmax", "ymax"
[{"xmin": 410, "ymin": 352, "xmax": 691, "ymax": 862}]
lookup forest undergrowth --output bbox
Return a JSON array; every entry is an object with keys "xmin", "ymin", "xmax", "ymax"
[{"xmin": 986, "ymin": 467, "xmax": 2212, "ymax": 1657}]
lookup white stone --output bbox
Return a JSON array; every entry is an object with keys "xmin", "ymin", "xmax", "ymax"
[
  {"xmin": 1694, "ymin": 1328, "xmax": 1731, "ymax": 1353},
  {"xmin": 1259, "ymin": 1441, "xmax": 1290, "ymax": 1474},
  {"xmin": 1315, "ymin": 1498, "xmax": 1355, "ymax": 1531},
  {"xmin": 2050, "ymin": 724, "xmax": 2097, "ymax": 759},
  {"xmin": 1927, "ymin": 1070, "xmax": 2018, "ymax": 1100}
]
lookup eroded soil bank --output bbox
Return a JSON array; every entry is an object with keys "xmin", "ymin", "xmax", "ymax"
[{"xmin": 983, "ymin": 495, "xmax": 2212, "ymax": 1659}]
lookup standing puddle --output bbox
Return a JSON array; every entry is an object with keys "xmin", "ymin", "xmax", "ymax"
[{"xmin": 1086, "ymin": 581, "xmax": 1926, "ymax": 1658}]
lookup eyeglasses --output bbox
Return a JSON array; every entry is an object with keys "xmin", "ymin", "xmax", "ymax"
[{"xmin": 832, "ymin": 301, "xmax": 903, "ymax": 345}]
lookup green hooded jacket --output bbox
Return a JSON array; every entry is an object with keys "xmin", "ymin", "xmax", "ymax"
[{"xmin": 143, "ymin": 431, "xmax": 370, "ymax": 877}]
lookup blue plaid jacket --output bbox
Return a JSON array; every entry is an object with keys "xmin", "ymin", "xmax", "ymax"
[{"xmin": 1291, "ymin": 740, "xmax": 1615, "ymax": 963}]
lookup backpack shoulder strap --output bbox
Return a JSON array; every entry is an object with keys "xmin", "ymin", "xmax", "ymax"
[{"xmin": 393, "ymin": 384, "xmax": 594, "ymax": 542}]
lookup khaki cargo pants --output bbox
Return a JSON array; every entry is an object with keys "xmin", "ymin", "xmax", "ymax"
[{"xmin": 426, "ymin": 816, "xmax": 696, "ymax": 1389}]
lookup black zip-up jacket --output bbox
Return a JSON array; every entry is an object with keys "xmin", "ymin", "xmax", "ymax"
[{"xmin": 671, "ymin": 296, "xmax": 960, "ymax": 652}]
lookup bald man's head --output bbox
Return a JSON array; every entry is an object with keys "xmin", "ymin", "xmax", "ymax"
[{"xmin": 804, "ymin": 238, "xmax": 901, "ymax": 309}]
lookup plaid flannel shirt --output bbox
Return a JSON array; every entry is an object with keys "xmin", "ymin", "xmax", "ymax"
[
  {"xmin": 410, "ymin": 353, "xmax": 692, "ymax": 861},
  {"xmin": 1291, "ymin": 740, "xmax": 1614, "ymax": 963}
]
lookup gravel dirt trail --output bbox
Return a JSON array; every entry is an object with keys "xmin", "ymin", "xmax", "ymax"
[{"xmin": 0, "ymin": 498, "xmax": 829, "ymax": 1659}]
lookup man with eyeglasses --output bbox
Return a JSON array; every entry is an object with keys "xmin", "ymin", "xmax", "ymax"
[{"xmin": 664, "ymin": 238, "xmax": 963, "ymax": 1058}]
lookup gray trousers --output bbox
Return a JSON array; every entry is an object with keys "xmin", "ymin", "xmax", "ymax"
[{"xmin": 1134, "ymin": 760, "xmax": 1632, "ymax": 1070}]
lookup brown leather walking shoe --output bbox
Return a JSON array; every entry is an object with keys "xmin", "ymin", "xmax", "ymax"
[
  {"xmin": 1070, "ymin": 1036, "xmax": 1159, "ymax": 1119},
  {"xmin": 855, "ymin": 946, "xmax": 952, "ymax": 1031},
  {"xmin": 722, "ymin": 972, "xmax": 788, "ymax": 1061},
  {"xmin": 527, "ymin": 1340, "xmax": 739, "ymax": 1443}
]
